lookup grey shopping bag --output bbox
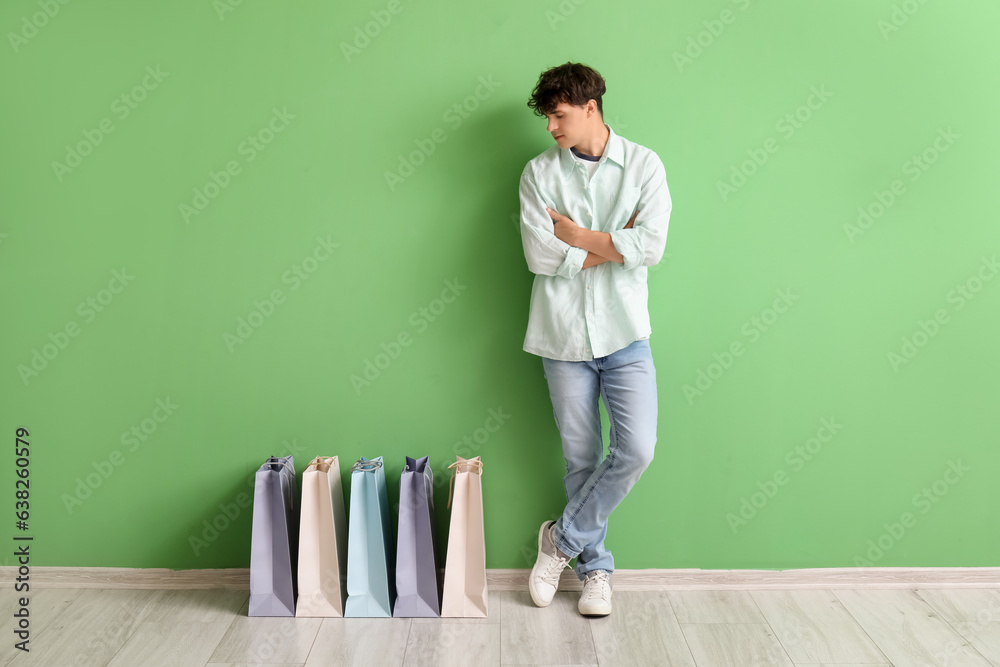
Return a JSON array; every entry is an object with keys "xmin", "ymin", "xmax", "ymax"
[
  {"xmin": 249, "ymin": 455, "xmax": 298, "ymax": 616},
  {"xmin": 393, "ymin": 456, "xmax": 440, "ymax": 617},
  {"xmin": 345, "ymin": 456, "xmax": 395, "ymax": 617}
]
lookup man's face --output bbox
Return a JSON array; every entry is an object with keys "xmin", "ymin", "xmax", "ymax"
[{"xmin": 545, "ymin": 101, "xmax": 590, "ymax": 149}]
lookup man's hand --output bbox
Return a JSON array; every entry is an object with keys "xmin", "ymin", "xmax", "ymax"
[
  {"xmin": 547, "ymin": 207, "xmax": 581, "ymax": 246},
  {"xmin": 548, "ymin": 207, "xmax": 638, "ymax": 238},
  {"xmin": 548, "ymin": 207, "xmax": 641, "ymax": 268}
]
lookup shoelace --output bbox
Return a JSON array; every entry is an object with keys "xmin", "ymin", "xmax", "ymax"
[
  {"xmin": 581, "ymin": 571, "xmax": 611, "ymax": 600},
  {"xmin": 542, "ymin": 553, "xmax": 569, "ymax": 581}
]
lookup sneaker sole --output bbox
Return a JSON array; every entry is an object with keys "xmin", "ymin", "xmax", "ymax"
[{"xmin": 579, "ymin": 603, "xmax": 612, "ymax": 617}]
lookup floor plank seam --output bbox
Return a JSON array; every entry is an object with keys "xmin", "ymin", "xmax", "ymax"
[
  {"xmin": 748, "ymin": 591, "xmax": 797, "ymax": 666},
  {"xmin": 916, "ymin": 589, "xmax": 996, "ymax": 667},
  {"xmin": 664, "ymin": 591, "xmax": 699, "ymax": 667},
  {"xmin": 830, "ymin": 589, "xmax": 888, "ymax": 666}
]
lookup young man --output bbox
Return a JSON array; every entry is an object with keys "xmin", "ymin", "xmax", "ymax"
[{"xmin": 518, "ymin": 62, "xmax": 672, "ymax": 616}]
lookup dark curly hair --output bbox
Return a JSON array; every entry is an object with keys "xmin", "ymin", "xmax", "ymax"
[{"xmin": 527, "ymin": 62, "xmax": 606, "ymax": 118}]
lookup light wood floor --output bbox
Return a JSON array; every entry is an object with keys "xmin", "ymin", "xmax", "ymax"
[{"xmin": 2, "ymin": 587, "xmax": 999, "ymax": 666}]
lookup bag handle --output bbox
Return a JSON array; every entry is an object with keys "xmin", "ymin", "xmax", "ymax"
[
  {"xmin": 262, "ymin": 456, "xmax": 296, "ymax": 509},
  {"xmin": 447, "ymin": 458, "xmax": 483, "ymax": 509},
  {"xmin": 306, "ymin": 456, "xmax": 335, "ymax": 473},
  {"xmin": 351, "ymin": 458, "xmax": 382, "ymax": 472},
  {"xmin": 264, "ymin": 456, "xmax": 294, "ymax": 472}
]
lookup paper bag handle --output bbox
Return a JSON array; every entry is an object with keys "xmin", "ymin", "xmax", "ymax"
[
  {"xmin": 351, "ymin": 459, "xmax": 382, "ymax": 472},
  {"xmin": 264, "ymin": 456, "xmax": 294, "ymax": 472},
  {"xmin": 447, "ymin": 458, "xmax": 483, "ymax": 509},
  {"xmin": 306, "ymin": 456, "xmax": 335, "ymax": 473}
]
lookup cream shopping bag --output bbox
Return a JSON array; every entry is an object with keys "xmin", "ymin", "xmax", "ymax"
[
  {"xmin": 295, "ymin": 456, "xmax": 348, "ymax": 617},
  {"xmin": 440, "ymin": 456, "xmax": 487, "ymax": 617}
]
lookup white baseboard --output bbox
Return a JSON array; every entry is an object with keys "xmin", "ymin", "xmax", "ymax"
[{"xmin": 2, "ymin": 566, "xmax": 999, "ymax": 590}]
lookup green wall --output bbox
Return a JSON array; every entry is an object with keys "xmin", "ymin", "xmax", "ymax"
[{"xmin": 2, "ymin": 0, "xmax": 998, "ymax": 571}]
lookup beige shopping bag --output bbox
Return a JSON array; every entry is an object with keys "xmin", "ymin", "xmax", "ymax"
[
  {"xmin": 295, "ymin": 456, "xmax": 348, "ymax": 617},
  {"xmin": 440, "ymin": 456, "xmax": 487, "ymax": 617}
]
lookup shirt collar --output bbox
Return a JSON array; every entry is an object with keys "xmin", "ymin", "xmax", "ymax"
[{"xmin": 559, "ymin": 123, "xmax": 624, "ymax": 178}]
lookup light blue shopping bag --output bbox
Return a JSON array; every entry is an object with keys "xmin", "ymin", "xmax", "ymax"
[{"xmin": 345, "ymin": 456, "xmax": 395, "ymax": 617}]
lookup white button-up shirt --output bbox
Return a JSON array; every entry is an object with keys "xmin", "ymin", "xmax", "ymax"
[{"xmin": 518, "ymin": 124, "xmax": 672, "ymax": 361}]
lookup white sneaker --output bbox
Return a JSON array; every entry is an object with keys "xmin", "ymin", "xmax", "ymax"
[
  {"xmin": 578, "ymin": 570, "xmax": 612, "ymax": 616},
  {"xmin": 528, "ymin": 520, "xmax": 570, "ymax": 607}
]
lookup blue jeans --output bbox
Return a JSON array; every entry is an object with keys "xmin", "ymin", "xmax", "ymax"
[{"xmin": 541, "ymin": 338, "xmax": 658, "ymax": 579}]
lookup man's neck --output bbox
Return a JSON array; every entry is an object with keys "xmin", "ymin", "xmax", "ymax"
[{"xmin": 574, "ymin": 122, "xmax": 610, "ymax": 158}]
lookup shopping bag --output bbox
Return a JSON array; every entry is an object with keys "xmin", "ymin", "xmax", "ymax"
[
  {"xmin": 249, "ymin": 455, "xmax": 298, "ymax": 616},
  {"xmin": 441, "ymin": 455, "xmax": 487, "ymax": 617},
  {"xmin": 344, "ymin": 456, "xmax": 395, "ymax": 617},
  {"xmin": 393, "ymin": 455, "xmax": 440, "ymax": 617},
  {"xmin": 295, "ymin": 456, "xmax": 348, "ymax": 617}
]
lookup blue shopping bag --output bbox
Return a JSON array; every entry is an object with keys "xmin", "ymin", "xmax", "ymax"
[{"xmin": 345, "ymin": 456, "xmax": 395, "ymax": 617}]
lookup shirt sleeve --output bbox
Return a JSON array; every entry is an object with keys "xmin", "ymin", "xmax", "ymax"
[
  {"xmin": 608, "ymin": 154, "xmax": 672, "ymax": 271},
  {"xmin": 519, "ymin": 164, "xmax": 587, "ymax": 279}
]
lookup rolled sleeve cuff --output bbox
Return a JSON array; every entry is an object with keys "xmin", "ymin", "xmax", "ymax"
[
  {"xmin": 556, "ymin": 245, "xmax": 588, "ymax": 279},
  {"xmin": 609, "ymin": 229, "xmax": 643, "ymax": 271}
]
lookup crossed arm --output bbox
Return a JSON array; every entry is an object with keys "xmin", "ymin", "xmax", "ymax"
[{"xmin": 546, "ymin": 208, "xmax": 638, "ymax": 269}]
